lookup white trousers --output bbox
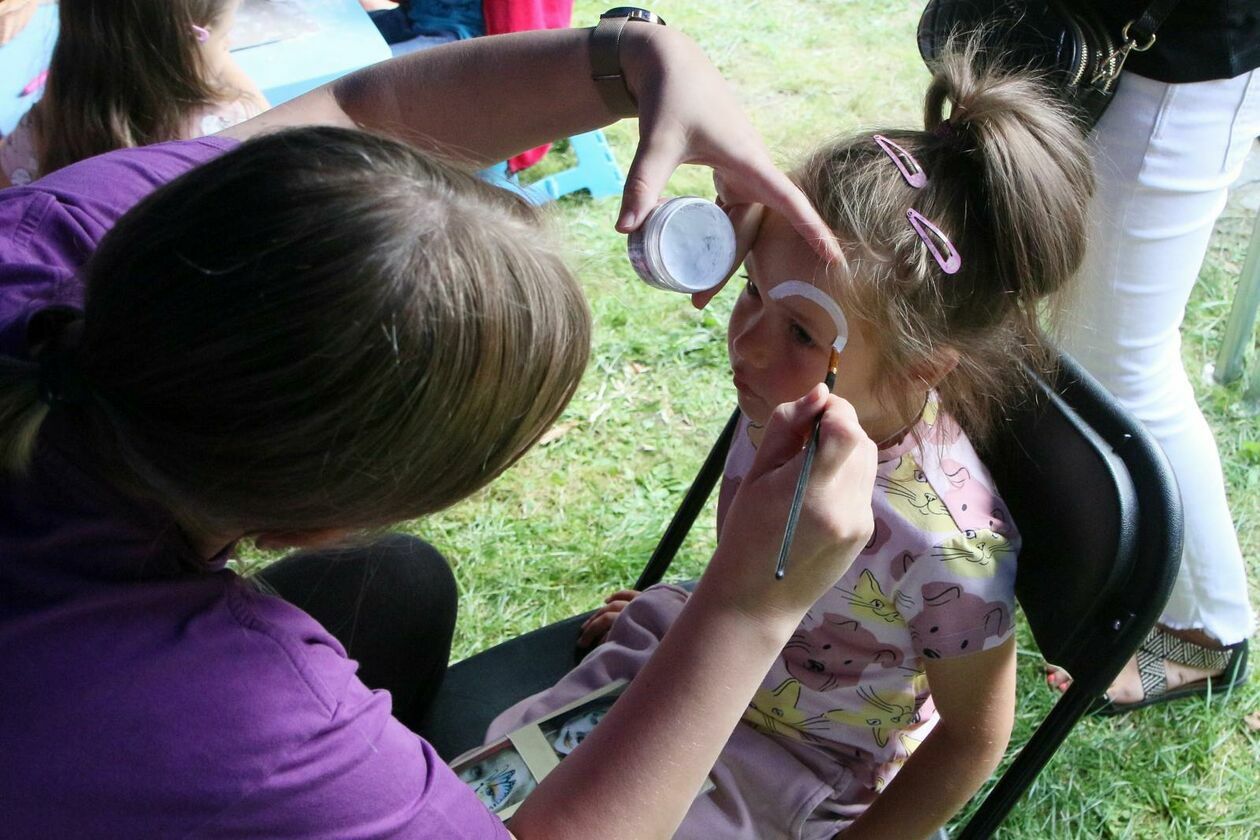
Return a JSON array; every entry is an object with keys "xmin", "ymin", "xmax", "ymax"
[{"xmin": 1060, "ymin": 70, "xmax": 1260, "ymax": 645}]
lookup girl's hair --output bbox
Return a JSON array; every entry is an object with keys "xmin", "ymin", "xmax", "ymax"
[
  {"xmin": 32, "ymin": 0, "xmax": 239, "ymax": 175},
  {"xmin": 0, "ymin": 127, "xmax": 591, "ymax": 537},
  {"xmin": 795, "ymin": 41, "xmax": 1094, "ymax": 443}
]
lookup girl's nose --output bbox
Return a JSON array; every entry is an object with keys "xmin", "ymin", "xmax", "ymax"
[{"xmin": 731, "ymin": 314, "xmax": 770, "ymax": 368}]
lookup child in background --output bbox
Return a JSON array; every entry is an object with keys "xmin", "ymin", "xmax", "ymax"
[
  {"xmin": 487, "ymin": 45, "xmax": 1093, "ymax": 840},
  {"xmin": 0, "ymin": 0, "xmax": 266, "ymax": 187}
]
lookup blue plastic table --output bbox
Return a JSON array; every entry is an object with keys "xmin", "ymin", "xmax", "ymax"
[{"xmin": 233, "ymin": 0, "xmax": 390, "ymax": 106}]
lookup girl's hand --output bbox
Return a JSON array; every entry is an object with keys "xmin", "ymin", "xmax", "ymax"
[
  {"xmin": 576, "ymin": 589, "xmax": 641, "ymax": 649},
  {"xmin": 701, "ymin": 385, "xmax": 877, "ymax": 627},
  {"xmin": 617, "ymin": 26, "xmax": 841, "ymax": 265}
]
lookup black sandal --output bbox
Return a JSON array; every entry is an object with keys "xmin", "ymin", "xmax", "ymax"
[{"xmin": 1090, "ymin": 627, "xmax": 1250, "ymax": 717}]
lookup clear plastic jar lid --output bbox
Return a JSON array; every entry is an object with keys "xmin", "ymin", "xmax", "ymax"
[{"xmin": 627, "ymin": 197, "xmax": 736, "ymax": 294}]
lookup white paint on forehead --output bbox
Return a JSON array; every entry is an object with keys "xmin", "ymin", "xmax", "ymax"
[{"xmin": 767, "ymin": 280, "xmax": 849, "ymax": 353}]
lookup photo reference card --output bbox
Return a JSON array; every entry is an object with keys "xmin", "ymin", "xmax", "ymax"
[{"xmin": 451, "ymin": 679, "xmax": 714, "ymax": 819}]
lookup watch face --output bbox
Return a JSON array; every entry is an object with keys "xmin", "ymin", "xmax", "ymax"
[{"xmin": 600, "ymin": 7, "xmax": 665, "ymax": 25}]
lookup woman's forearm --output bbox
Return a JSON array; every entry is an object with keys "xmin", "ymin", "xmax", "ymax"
[
  {"xmin": 331, "ymin": 27, "xmax": 616, "ymax": 164},
  {"xmin": 217, "ymin": 22, "xmax": 842, "ymax": 257},
  {"xmin": 508, "ymin": 569, "xmax": 800, "ymax": 839},
  {"xmin": 511, "ymin": 392, "xmax": 878, "ymax": 838},
  {"xmin": 222, "ymin": 25, "xmax": 653, "ymax": 165}
]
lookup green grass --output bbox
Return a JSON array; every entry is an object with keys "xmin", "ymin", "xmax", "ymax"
[{"xmin": 240, "ymin": 1, "xmax": 1259, "ymax": 835}]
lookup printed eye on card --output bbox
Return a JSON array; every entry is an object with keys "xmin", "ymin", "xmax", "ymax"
[{"xmin": 450, "ymin": 680, "xmax": 715, "ymax": 818}]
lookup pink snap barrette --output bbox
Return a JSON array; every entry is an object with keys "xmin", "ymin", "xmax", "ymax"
[
  {"xmin": 873, "ymin": 135, "xmax": 962, "ymax": 275},
  {"xmin": 192, "ymin": 24, "xmax": 211, "ymax": 43},
  {"xmin": 907, "ymin": 209, "xmax": 961, "ymax": 275},
  {"xmin": 873, "ymin": 134, "xmax": 927, "ymax": 189}
]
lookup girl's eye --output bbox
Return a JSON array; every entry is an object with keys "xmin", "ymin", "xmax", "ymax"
[
  {"xmin": 790, "ymin": 322, "xmax": 815, "ymax": 347},
  {"xmin": 743, "ymin": 275, "xmax": 760, "ymax": 298}
]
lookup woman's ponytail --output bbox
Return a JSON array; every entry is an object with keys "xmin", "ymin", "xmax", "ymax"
[
  {"xmin": 0, "ymin": 308, "xmax": 88, "ymax": 473},
  {"xmin": 0, "ymin": 358, "xmax": 49, "ymax": 474}
]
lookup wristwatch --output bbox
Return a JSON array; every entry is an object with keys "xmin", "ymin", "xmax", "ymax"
[{"xmin": 590, "ymin": 7, "xmax": 667, "ymax": 117}]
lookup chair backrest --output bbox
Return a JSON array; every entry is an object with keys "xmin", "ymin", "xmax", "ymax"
[{"xmin": 955, "ymin": 354, "xmax": 1182, "ymax": 837}]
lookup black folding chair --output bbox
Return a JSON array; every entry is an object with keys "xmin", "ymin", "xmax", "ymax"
[{"xmin": 421, "ymin": 354, "xmax": 1182, "ymax": 838}]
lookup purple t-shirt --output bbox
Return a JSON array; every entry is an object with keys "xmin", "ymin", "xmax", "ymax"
[{"xmin": 0, "ymin": 139, "xmax": 509, "ymax": 839}]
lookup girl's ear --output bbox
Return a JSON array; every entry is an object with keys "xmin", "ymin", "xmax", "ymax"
[{"xmin": 910, "ymin": 347, "xmax": 959, "ymax": 390}]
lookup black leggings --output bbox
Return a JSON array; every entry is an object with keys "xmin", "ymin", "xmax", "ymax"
[{"xmin": 258, "ymin": 533, "xmax": 457, "ymax": 736}]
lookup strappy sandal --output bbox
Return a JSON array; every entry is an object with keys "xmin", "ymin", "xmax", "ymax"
[{"xmin": 1090, "ymin": 627, "xmax": 1250, "ymax": 717}]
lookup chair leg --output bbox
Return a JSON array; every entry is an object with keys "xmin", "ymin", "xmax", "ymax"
[{"xmin": 1212, "ymin": 209, "xmax": 1260, "ymax": 384}]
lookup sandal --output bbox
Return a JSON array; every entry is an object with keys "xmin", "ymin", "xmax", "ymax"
[{"xmin": 1090, "ymin": 628, "xmax": 1250, "ymax": 717}]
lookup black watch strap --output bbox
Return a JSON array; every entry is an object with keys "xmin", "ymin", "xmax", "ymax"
[{"xmin": 590, "ymin": 8, "xmax": 666, "ymax": 117}]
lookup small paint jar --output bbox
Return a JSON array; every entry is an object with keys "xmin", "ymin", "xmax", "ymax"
[{"xmin": 627, "ymin": 197, "xmax": 737, "ymax": 294}]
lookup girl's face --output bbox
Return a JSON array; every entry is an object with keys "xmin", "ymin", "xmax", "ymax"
[{"xmin": 728, "ymin": 212, "xmax": 887, "ymax": 437}]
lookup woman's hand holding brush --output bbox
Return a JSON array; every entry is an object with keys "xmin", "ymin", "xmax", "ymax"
[{"xmin": 699, "ymin": 386, "xmax": 877, "ymax": 631}]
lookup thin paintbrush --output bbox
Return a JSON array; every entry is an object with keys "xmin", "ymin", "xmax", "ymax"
[{"xmin": 775, "ymin": 347, "xmax": 841, "ymax": 580}]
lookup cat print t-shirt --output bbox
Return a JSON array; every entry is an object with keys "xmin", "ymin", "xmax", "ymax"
[{"xmin": 719, "ymin": 396, "xmax": 1018, "ymax": 792}]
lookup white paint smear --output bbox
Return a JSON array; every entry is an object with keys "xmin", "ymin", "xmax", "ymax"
[{"xmin": 768, "ymin": 280, "xmax": 849, "ymax": 353}]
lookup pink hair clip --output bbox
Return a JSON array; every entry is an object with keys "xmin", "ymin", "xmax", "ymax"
[
  {"xmin": 874, "ymin": 135, "xmax": 961, "ymax": 274},
  {"xmin": 873, "ymin": 134, "xmax": 927, "ymax": 189},
  {"xmin": 192, "ymin": 24, "xmax": 211, "ymax": 43},
  {"xmin": 907, "ymin": 209, "xmax": 961, "ymax": 275}
]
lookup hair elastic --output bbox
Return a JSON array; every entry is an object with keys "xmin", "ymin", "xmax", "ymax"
[
  {"xmin": 906, "ymin": 209, "xmax": 961, "ymax": 275},
  {"xmin": 873, "ymin": 134, "xmax": 927, "ymax": 188},
  {"xmin": 36, "ymin": 349, "xmax": 90, "ymax": 408},
  {"xmin": 192, "ymin": 24, "xmax": 211, "ymax": 43}
]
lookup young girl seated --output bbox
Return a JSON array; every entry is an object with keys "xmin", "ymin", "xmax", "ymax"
[
  {"xmin": 0, "ymin": 0, "xmax": 267, "ymax": 187},
  {"xmin": 485, "ymin": 46, "xmax": 1093, "ymax": 840}
]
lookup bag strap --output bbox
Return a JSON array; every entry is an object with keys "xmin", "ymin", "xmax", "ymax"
[
  {"xmin": 1089, "ymin": 0, "xmax": 1183, "ymax": 87},
  {"xmin": 1126, "ymin": 0, "xmax": 1182, "ymax": 48}
]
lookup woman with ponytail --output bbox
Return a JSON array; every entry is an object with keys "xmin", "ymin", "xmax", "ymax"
[{"xmin": 0, "ymin": 19, "xmax": 879, "ymax": 840}]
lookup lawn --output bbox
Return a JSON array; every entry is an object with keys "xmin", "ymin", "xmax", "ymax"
[{"xmin": 246, "ymin": 1, "xmax": 1260, "ymax": 835}]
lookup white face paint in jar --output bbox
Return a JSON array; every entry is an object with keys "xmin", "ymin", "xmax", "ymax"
[{"xmin": 627, "ymin": 197, "xmax": 737, "ymax": 294}]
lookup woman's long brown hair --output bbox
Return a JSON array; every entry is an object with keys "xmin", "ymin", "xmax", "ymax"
[
  {"xmin": 0, "ymin": 128, "xmax": 592, "ymax": 539},
  {"xmin": 32, "ymin": 0, "xmax": 233, "ymax": 175}
]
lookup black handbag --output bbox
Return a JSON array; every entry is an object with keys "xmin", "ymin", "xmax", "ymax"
[{"xmin": 916, "ymin": 0, "xmax": 1182, "ymax": 128}]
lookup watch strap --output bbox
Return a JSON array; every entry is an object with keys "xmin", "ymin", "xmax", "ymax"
[{"xmin": 590, "ymin": 10, "xmax": 665, "ymax": 117}]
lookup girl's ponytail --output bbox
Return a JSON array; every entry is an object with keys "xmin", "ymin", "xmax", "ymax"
[{"xmin": 923, "ymin": 39, "xmax": 1094, "ymax": 303}]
